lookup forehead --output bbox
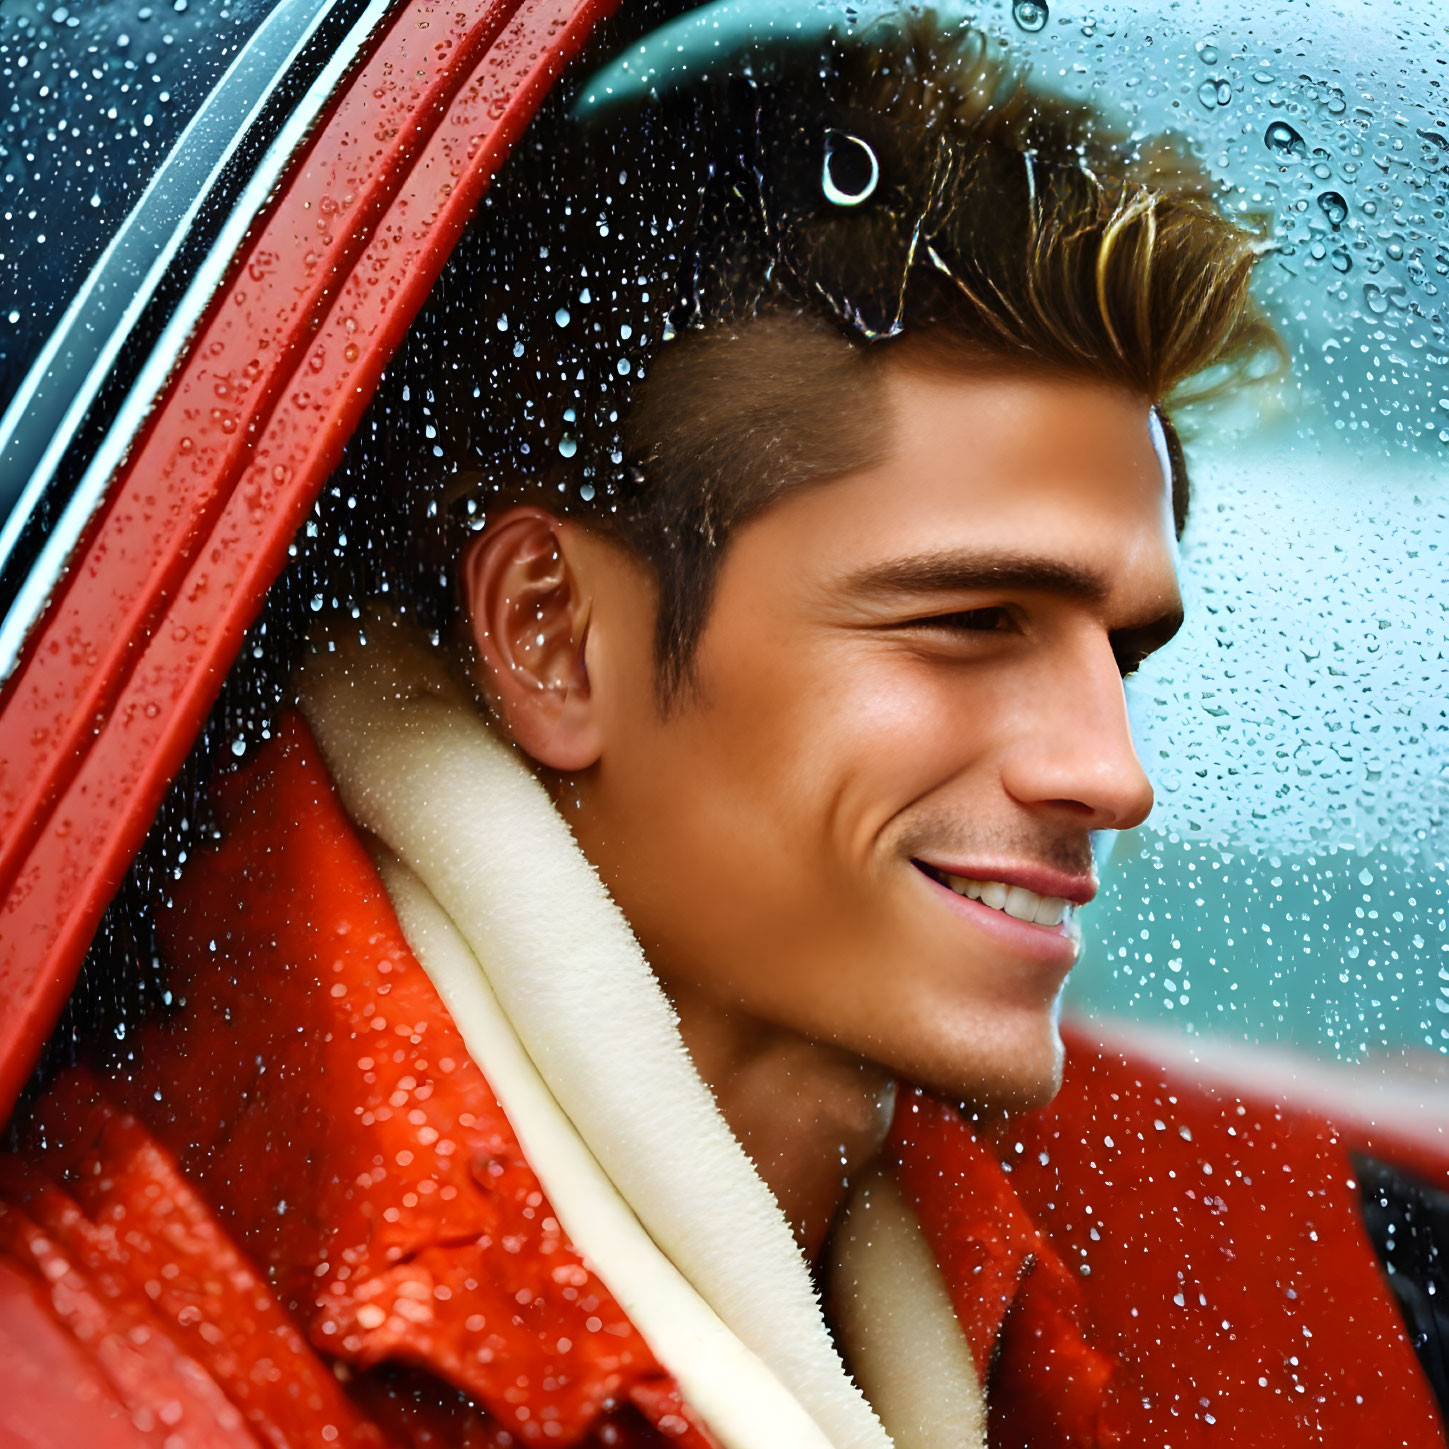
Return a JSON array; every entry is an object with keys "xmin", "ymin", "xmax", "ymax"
[{"xmin": 773, "ymin": 362, "xmax": 1183, "ymax": 608}]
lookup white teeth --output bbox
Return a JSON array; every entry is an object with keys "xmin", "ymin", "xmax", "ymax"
[
  {"xmin": 1003, "ymin": 885, "xmax": 1038, "ymax": 922},
  {"xmin": 1033, "ymin": 895, "xmax": 1066, "ymax": 927},
  {"xmin": 940, "ymin": 872, "xmax": 1071, "ymax": 929},
  {"xmin": 979, "ymin": 880, "xmax": 1008, "ymax": 910}
]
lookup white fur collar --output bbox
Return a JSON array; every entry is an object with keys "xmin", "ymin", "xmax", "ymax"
[{"xmin": 300, "ymin": 615, "xmax": 982, "ymax": 1449}]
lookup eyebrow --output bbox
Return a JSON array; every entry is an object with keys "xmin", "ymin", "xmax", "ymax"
[
  {"xmin": 840, "ymin": 547, "xmax": 1185, "ymax": 652},
  {"xmin": 842, "ymin": 549, "xmax": 1112, "ymax": 604}
]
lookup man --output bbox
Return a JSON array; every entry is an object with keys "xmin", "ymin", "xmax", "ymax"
[{"xmin": 1, "ymin": 6, "xmax": 1442, "ymax": 1447}]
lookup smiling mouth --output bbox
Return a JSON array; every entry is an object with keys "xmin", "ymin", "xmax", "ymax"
[{"xmin": 912, "ymin": 861, "xmax": 1074, "ymax": 929}]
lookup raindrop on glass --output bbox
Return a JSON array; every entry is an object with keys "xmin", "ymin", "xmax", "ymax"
[
  {"xmin": 821, "ymin": 130, "xmax": 879, "ymax": 206},
  {"xmin": 1317, "ymin": 191, "xmax": 1348, "ymax": 229},
  {"xmin": 1264, "ymin": 120, "xmax": 1307, "ymax": 158},
  {"xmin": 1197, "ymin": 79, "xmax": 1231, "ymax": 110},
  {"xmin": 1011, "ymin": 0, "xmax": 1048, "ymax": 33}
]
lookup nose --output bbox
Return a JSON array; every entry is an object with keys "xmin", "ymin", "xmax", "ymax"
[{"xmin": 998, "ymin": 638, "xmax": 1155, "ymax": 832}]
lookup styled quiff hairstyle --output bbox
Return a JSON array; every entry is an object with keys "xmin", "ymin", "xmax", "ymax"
[{"xmin": 353, "ymin": 9, "xmax": 1282, "ymax": 700}]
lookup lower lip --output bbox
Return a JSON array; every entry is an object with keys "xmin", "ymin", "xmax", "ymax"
[{"xmin": 914, "ymin": 866, "xmax": 1080, "ymax": 971}]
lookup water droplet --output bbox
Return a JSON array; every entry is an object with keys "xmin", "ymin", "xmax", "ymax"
[
  {"xmin": 1330, "ymin": 248, "xmax": 1352, "ymax": 275},
  {"xmin": 1264, "ymin": 121, "xmax": 1307, "ymax": 158},
  {"xmin": 554, "ymin": 307, "xmax": 570, "ymax": 327},
  {"xmin": 821, "ymin": 130, "xmax": 879, "ymax": 206},
  {"xmin": 1317, "ymin": 191, "xmax": 1348, "ymax": 229},
  {"xmin": 1362, "ymin": 283, "xmax": 1391, "ymax": 315},
  {"xmin": 1197, "ymin": 78, "xmax": 1232, "ymax": 110},
  {"xmin": 558, "ymin": 437, "xmax": 578, "ymax": 458},
  {"xmin": 1011, "ymin": 0, "xmax": 1048, "ymax": 32}
]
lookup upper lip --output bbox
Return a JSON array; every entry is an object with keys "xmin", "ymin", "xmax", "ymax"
[{"xmin": 912, "ymin": 857, "xmax": 1097, "ymax": 906}]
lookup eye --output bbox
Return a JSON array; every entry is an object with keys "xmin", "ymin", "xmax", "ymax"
[{"xmin": 913, "ymin": 606, "xmax": 1016, "ymax": 633}]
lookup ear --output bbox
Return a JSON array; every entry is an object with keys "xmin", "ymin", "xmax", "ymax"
[{"xmin": 461, "ymin": 507, "xmax": 602, "ymax": 771}]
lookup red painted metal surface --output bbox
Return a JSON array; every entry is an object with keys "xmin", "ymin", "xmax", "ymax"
[{"xmin": 0, "ymin": 0, "xmax": 619, "ymax": 1123}]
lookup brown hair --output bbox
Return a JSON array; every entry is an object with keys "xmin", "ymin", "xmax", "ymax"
[{"xmin": 388, "ymin": 12, "xmax": 1283, "ymax": 701}]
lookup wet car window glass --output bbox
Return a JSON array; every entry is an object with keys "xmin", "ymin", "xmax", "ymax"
[
  {"xmin": 4, "ymin": 0, "xmax": 1448, "ymax": 1440},
  {"xmin": 0, "ymin": 0, "xmax": 277, "ymax": 423},
  {"xmin": 11, "ymin": 0, "xmax": 1443, "ymax": 1081},
  {"xmin": 1012, "ymin": 0, "xmax": 1449, "ymax": 1072}
]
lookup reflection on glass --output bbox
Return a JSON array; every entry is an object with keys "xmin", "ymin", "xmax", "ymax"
[{"xmin": 0, "ymin": 0, "xmax": 277, "ymax": 415}]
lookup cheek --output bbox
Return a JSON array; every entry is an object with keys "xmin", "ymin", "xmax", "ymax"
[
  {"xmin": 784, "ymin": 645, "xmax": 1005, "ymax": 850},
  {"xmin": 706, "ymin": 631, "xmax": 900, "ymax": 806}
]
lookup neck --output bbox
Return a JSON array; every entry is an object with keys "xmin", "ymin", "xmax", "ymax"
[{"xmin": 663, "ymin": 978, "xmax": 897, "ymax": 1261}]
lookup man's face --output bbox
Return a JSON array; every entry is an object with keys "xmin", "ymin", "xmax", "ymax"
[{"xmin": 567, "ymin": 362, "xmax": 1183, "ymax": 1111}]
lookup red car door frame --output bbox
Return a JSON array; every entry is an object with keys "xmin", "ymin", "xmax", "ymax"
[{"xmin": 0, "ymin": 0, "xmax": 618, "ymax": 1123}]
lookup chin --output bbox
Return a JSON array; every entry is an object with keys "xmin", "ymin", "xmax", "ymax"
[{"xmin": 877, "ymin": 1008, "xmax": 1067, "ymax": 1120}]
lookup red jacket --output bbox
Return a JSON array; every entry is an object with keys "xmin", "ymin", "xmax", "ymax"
[{"xmin": 1, "ymin": 717, "xmax": 1441, "ymax": 1448}]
